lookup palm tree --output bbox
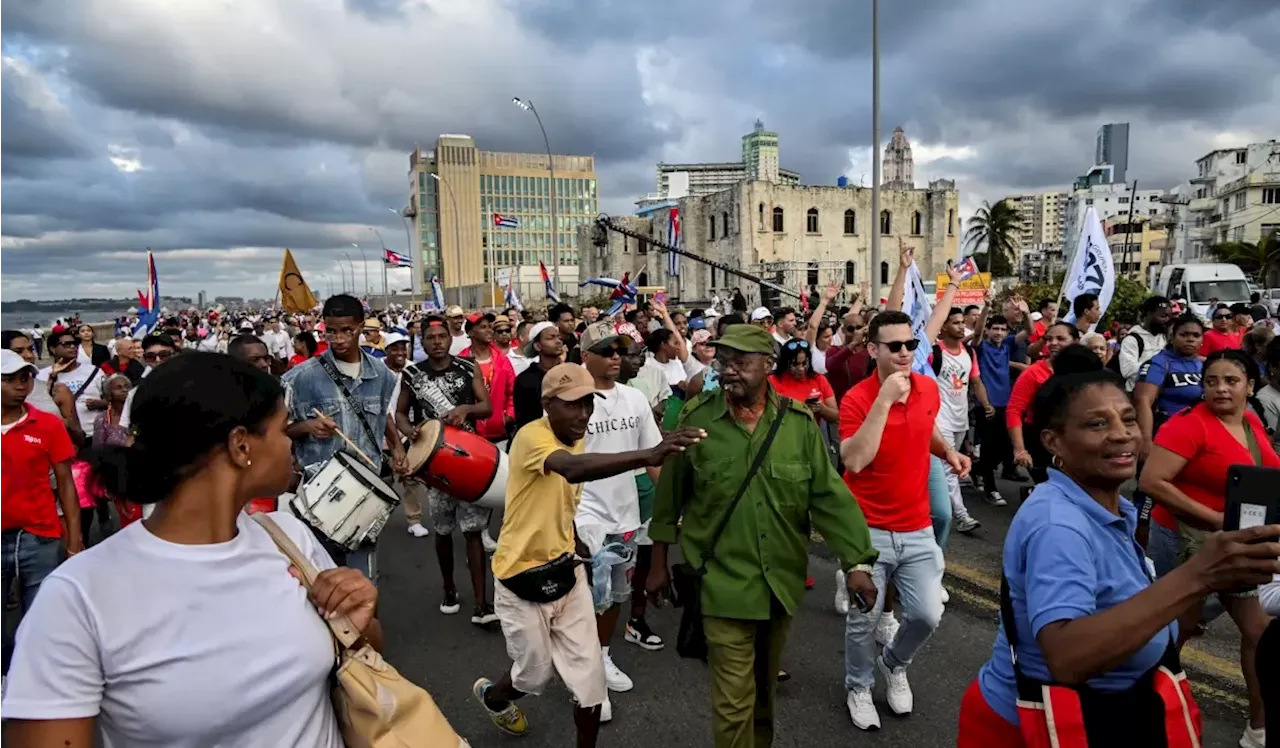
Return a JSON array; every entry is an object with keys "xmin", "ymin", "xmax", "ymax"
[
  {"xmin": 964, "ymin": 200, "xmax": 1022, "ymax": 278},
  {"xmin": 1208, "ymin": 228, "xmax": 1280, "ymax": 287}
]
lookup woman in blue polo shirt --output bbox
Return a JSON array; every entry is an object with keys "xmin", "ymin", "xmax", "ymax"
[
  {"xmin": 956, "ymin": 346, "xmax": 1280, "ymax": 746},
  {"xmin": 1134, "ymin": 313, "xmax": 1204, "ymax": 452}
]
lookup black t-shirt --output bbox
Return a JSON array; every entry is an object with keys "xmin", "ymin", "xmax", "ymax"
[
  {"xmin": 402, "ymin": 357, "xmax": 477, "ymax": 432},
  {"xmin": 513, "ymin": 364, "xmax": 550, "ymax": 434}
]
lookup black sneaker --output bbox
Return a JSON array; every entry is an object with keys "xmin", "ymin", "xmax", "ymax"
[
  {"xmin": 440, "ymin": 590, "xmax": 460, "ymax": 615},
  {"xmin": 624, "ymin": 618, "xmax": 665, "ymax": 651},
  {"xmin": 471, "ymin": 602, "xmax": 499, "ymax": 626}
]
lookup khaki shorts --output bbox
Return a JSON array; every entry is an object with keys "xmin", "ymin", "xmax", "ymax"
[{"xmin": 494, "ymin": 565, "xmax": 607, "ymax": 707}]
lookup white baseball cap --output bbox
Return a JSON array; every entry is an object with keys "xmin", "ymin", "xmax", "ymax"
[
  {"xmin": 750, "ymin": 307, "xmax": 773, "ymax": 322},
  {"xmin": 1, "ymin": 349, "xmax": 37, "ymax": 376},
  {"xmin": 383, "ymin": 332, "xmax": 408, "ymax": 348}
]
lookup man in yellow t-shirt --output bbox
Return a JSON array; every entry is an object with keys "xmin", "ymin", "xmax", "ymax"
[{"xmin": 472, "ymin": 363, "xmax": 704, "ymax": 746}]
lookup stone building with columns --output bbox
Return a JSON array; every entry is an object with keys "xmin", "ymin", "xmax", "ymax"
[{"xmin": 580, "ymin": 179, "xmax": 961, "ymax": 306}]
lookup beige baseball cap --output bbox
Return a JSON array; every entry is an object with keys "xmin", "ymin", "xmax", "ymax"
[{"xmin": 541, "ymin": 363, "xmax": 598, "ymax": 401}]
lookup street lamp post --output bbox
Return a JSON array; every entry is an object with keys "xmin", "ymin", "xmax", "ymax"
[
  {"xmin": 870, "ymin": 0, "xmax": 882, "ymax": 305},
  {"xmin": 341, "ymin": 252, "xmax": 357, "ymax": 298},
  {"xmin": 430, "ymin": 173, "xmax": 462, "ymax": 306},
  {"xmin": 352, "ymin": 243, "xmax": 370, "ymax": 299},
  {"xmin": 512, "ymin": 97, "xmax": 559, "ymax": 295},
  {"xmin": 336, "ymin": 263, "xmax": 348, "ymax": 293}
]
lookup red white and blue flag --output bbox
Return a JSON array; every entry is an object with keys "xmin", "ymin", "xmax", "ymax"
[
  {"xmin": 383, "ymin": 248, "xmax": 411, "ymax": 267},
  {"xmin": 666, "ymin": 207, "xmax": 681, "ymax": 277},
  {"xmin": 133, "ymin": 249, "xmax": 160, "ymax": 336},
  {"xmin": 954, "ymin": 256, "xmax": 980, "ymax": 281},
  {"xmin": 539, "ymin": 261, "xmax": 560, "ymax": 302},
  {"xmin": 579, "ymin": 273, "xmax": 637, "ymax": 315},
  {"xmin": 504, "ymin": 275, "xmax": 523, "ymax": 311},
  {"xmin": 492, "ymin": 213, "xmax": 519, "ymax": 229}
]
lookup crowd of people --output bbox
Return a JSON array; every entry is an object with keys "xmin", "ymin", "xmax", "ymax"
[{"xmin": 1, "ymin": 253, "xmax": 1279, "ymax": 747}]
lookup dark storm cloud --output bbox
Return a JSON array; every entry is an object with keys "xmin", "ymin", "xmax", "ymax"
[{"xmin": 2, "ymin": 0, "xmax": 1277, "ymax": 300}]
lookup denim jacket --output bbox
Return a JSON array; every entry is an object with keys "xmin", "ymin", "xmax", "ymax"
[{"xmin": 282, "ymin": 349, "xmax": 396, "ymax": 475}]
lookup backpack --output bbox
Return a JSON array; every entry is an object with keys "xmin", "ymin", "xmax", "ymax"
[{"xmin": 1106, "ymin": 331, "xmax": 1145, "ymax": 375}]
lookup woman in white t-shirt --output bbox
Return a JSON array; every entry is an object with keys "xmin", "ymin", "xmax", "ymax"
[{"xmin": 3, "ymin": 352, "xmax": 381, "ymax": 748}]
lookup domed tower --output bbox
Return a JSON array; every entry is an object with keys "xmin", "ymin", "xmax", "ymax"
[{"xmin": 882, "ymin": 127, "xmax": 914, "ymax": 190}]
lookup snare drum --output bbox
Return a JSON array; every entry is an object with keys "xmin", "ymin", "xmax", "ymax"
[
  {"xmin": 406, "ymin": 420, "xmax": 508, "ymax": 509},
  {"xmin": 290, "ymin": 452, "xmax": 400, "ymax": 551}
]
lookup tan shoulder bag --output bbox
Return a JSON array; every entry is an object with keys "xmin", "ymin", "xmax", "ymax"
[{"xmin": 252, "ymin": 514, "xmax": 469, "ymax": 748}]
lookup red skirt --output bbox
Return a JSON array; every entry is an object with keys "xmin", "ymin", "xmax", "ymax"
[{"xmin": 957, "ymin": 680, "xmax": 1025, "ymax": 748}]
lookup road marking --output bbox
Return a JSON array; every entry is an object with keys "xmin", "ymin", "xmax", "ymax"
[{"xmin": 944, "ymin": 561, "xmax": 1245, "ymax": 687}]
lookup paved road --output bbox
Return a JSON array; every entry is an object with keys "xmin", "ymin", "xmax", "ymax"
[{"xmin": 374, "ymin": 491, "xmax": 1247, "ymax": 748}]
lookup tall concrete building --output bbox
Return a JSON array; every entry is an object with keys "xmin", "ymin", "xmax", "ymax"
[
  {"xmin": 1002, "ymin": 191, "xmax": 1068, "ymax": 251},
  {"xmin": 1095, "ymin": 123, "xmax": 1129, "ymax": 184},
  {"xmin": 742, "ymin": 119, "xmax": 780, "ymax": 183},
  {"xmin": 882, "ymin": 127, "xmax": 915, "ymax": 190},
  {"xmin": 406, "ymin": 136, "xmax": 597, "ymax": 301}
]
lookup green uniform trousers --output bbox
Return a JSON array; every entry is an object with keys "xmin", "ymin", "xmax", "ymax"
[{"xmin": 703, "ymin": 610, "xmax": 793, "ymax": 748}]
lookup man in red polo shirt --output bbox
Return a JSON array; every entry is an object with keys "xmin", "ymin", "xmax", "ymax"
[
  {"xmin": 837, "ymin": 310, "xmax": 970, "ymax": 732},
  {"xmin": 1, "ymin": 349, "xmax": 81, "ymax": 668}
]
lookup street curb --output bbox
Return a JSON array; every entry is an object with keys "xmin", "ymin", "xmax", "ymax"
[{"xmin": 808, "ymin": 537, "xmax": 1248, "ymax": 710}]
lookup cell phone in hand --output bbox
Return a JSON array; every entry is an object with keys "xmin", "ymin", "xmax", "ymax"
[
  {"xmin": 1224, "ymin": 465, "xmax": 1280, "ymax": 538},
  {"xmin": 853, "ymin": 590, "xmax": 873, "ymax": 613},
  {"xmin": 806, "ymin": 396, "xmax": 820, "ymax": 406},
  {"xmin": 654, "ymin": 291, "xmax": 667, "ymax": 304}
]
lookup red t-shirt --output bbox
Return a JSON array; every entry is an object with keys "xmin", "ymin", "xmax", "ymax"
[
  {"xmin": 1154, "ymin": 402, "xmax": 1280, "ymax": 516},
  {"xmin": 1005, "ymin": 360, "xmax": 1054, "ymax": 428},
  {"xmin": 1199, "ymin": 329, "xmax": 1243, "ymax": 357},
  {"xmin": 2, "ymin": 405, "xmax": 76, "ymax": 538},
  {"xmin": 839, "ymin": 372, "xmax": 940, "ymax": 532},
  {"xmin": 769, "ymin": 373, "xmax": 834, "ymax": 404}
]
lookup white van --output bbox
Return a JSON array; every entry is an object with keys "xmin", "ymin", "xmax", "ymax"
[{"xmin": 1156, "ymin": 263, "xmax": 1251, "ymax": 318}]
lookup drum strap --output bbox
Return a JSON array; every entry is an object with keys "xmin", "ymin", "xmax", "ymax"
[{"xmin": 318, "ymin": 355, "xmax": 384, "ymax": 469}]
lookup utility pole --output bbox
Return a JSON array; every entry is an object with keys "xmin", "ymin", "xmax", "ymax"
[
  {"xmin": 869, "ymin": 0, "xmax": 882, "ymax": 305},
  {"xmin": 1121, "ymin": 180, "xmax": 1138, "ymax": 279}
]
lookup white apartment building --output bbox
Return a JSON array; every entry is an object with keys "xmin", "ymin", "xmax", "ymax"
[
  {"xmin": 1002, "ymin": 191, "xmax": 1067, "ymax": 279},
  {"xmin": 1062, "ymin": 183, "xmax": 1168, "ymax": 262},
  {"xmin": 1178, "ymin": 140, "xmax": 1280, "ymax": 264}
]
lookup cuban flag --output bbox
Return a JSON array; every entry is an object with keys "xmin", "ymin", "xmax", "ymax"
[
  {"xmin": 492, "ymin": 213, "xmax": 519, "ymax": 229},
  {"xmin": 954, "ymin": 256, "xmax": 980, "ymax": 281},
  {"xmin": 383, "ymin": 248, "xmax": 411, "ymax": 267},
  {"xmin": 580, "ymin": 273, "xmax": 637, "ymax": 315},
  {"xmin": 667, "ymin": 208, "xmax": 681, "ymax": 277},
  {"xmin": 539, "ymin": 261, "xmax": 560, "ymax": 302},
  {"xmin": 899, "ymin": 261, "xmax": 936, "ymax": 379},
  {"xmin": 133, "ymin": 249, "xmax": 160, "ymax": 337},
  {"xmin": 504, "ymin": 275, "xmax": 523, "ymax": 311},
  {"xmin": 428, "ymin": 276, "xmax": 445, "ymax": 311}
]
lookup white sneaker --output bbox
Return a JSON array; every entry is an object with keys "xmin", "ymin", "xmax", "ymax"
[
  {"xmin": 953, "ymin": 514, "xmax": 980, "ymax": 533},
  {"xmin": 406, "ymin": 522, "xmax": 430, "ymax": 538},
  {"xmin": 602, "ymin": 652, "xmax": 633, "ymax": 692},
  {"xmin": 1239, "ymin": 723, "xmax": 1264, "ymax": 748},
  {"xmin": 874, "ymin": 613, "xmax": 900, "ymax": 647},
  {"xmin": 847, "ymin": 687, "xmax": 881, "ymax": 730},
  {"xmin": 877, "ymin": 655, "xmax": 913, "ymax": 715},
  {"xmin": 600, "ymin": 696, "xmax": 613, "ymax": 723},
  {"xmin": 941, "ymin": 585, "xmax": 950, "ymax": 605},
  {"xmin": 834, "ymin": 568, "xmax": 850, "ymax": 615},
  {"xmin": 482, "ymin": 530, "xmax": 498, "ymax": 554}
]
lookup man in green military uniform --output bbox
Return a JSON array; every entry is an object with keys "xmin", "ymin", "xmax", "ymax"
[{"xmin": 646, "ymin": 324, "xmax": 879, "ymax": 748}]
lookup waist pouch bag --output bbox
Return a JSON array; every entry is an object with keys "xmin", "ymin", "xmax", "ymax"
[{"xmin": 498, "ymin": 553, "xmax": 581, "ymax": 604}]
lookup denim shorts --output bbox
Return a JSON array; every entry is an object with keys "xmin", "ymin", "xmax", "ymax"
[{"xmin": 589, "ymin": 532, "xmax": 638, "ymax": 612}]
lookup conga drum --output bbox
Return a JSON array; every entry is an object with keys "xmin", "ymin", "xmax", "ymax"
[{"xmin": 406, "ymin": 420, "xmax": 508, "ymax": 509}]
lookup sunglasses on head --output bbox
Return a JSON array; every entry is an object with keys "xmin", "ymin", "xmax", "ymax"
[
  {"xmin": 878, "ymin": 339, "xmax": 921, "ymax": 353},
  {"xmin": 784, "ymin": 339, "xmax": 810, "ymax": 350}
]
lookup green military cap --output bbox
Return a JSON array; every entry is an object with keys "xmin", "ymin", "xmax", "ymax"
[{"xmin": 710, "ymin": 324, "xmax": 776, "ymax": 355}]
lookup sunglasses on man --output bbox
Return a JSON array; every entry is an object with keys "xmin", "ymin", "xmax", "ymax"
[
  {"xmin": 877, "ymin": 339, "xmax": 921, "ymax": 353},
  {"xmin": 143, "ymin": 350, "xmax": 175, "ymax": 363}
]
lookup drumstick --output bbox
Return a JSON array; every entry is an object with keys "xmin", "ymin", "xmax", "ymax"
[{"xmin": 310, "ymin": 409, "xmax": 379, "ymax": 470}]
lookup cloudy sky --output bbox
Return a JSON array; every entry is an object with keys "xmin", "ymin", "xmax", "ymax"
[{"xmin": 3, "ymin": 0, "xmax": 1277, "ymax": 301}]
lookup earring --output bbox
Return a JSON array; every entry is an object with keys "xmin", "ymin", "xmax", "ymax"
[
  {"xmin": 1051, "ymin": 454, "xmax": 1064, "ymax": 470},
  {"xmin": 247, "ymin": 460, "xmax": 253, "ymax": 467}
]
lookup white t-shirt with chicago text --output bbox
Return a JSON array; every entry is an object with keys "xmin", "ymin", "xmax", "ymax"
[
  {"xmin": 1, "ymin": 511, "xmax": 343, "ymax": 748},
  {"xmin": 576, "ymin": 384, "xmax": 662, "ymax": 541},
  {"xmin": 935, "ymin": 342, "xmax": 979, "ymax": 435}
]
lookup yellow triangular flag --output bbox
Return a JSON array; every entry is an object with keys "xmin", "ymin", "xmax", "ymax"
[{"xmin": 279, "ymin": 249, "xmax": 318, "ymax": 313}]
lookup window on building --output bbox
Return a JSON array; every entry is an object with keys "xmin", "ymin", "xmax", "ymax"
[
  {"xmin": 880, "ymin": 210, "xmax": 891, "ymax": 234},
  {"xmin": 806, "ymin": 208, "xmax": 819, "ymax": 233},
  {"xmin": 880, "ymin": 260, "xmax": 889, "ymax": 285},
  {"xmin": 639, "ymin": 239, "xmax": 648, "ymax": 255},
  {"xmin": 772, "ymin": 207, "xmax": 785, "ymax": 233},
  {"xmin": 1118, "ymin": 197, "xmax": 1129, "ymax": 204},
  {"xmin": 709, "ymin": 215, "xmax": 716, "ymax": 240},
  {"xmin": 711, "ymin": 266, "xmax": 717, "ymax": 287},
  {"xmin": 1264, "ymin": 188, "xmax": 1280, "ymax": 205},
  {"xmin": 1236, "ymin": 151, "xmax": 1247, "ymax": 164},
  {"xmin": 948, "ymin": 209, "xmax": 954, "ymax": 235},
  {"xmin": 845, "ymin": 260, "xmax": 856, "ymax": 285},
  {"xmin": 844, "ymin": 209, "xmax": 856, "ymax": 234},
  {"xmin": 1233, "ymin": 226, "xmax": 1245, "ymax": 242},
  {"xmin": 1149, "ymin": 209, "xmax": 1157, "ymax": 215},
  {"xmin": 1260, "ymin": 224, "xmax": 1279, "ymax": 240},
  {"xmin": 1224, "ymin": 199, "xmax": 1231, "ymax": 214},
  {"xmin": 1234, "ymin": 192, "xmax": 1246, "ymax": 211},
  {"xmin": 758, "ymin": 203, "xmax": 765, "ymax": 231},
  {"xmin": 722, "ymin": 211, "xmax": 729, "ymax": 237},
  {"xmin": 1086, "ymin": 198, "xmax": 1094, "ymax": 205},
  {"xmin": 912, "ymin": 211, "xmax": 922, "ymax": 235},
  {"xmin": 807, "ymin": 261, "xmax": 819, "ymax": 287}
]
